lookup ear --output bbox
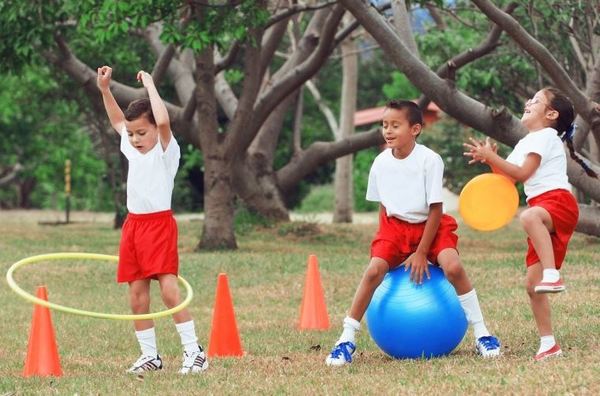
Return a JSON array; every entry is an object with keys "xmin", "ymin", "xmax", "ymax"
[
  {"xmin": 545, "ymin": 109, "xmax": 559, "ymax": 121},
  {"xmin": 411, "ymin": 123, "xmax": 422, "ymax": 136}
]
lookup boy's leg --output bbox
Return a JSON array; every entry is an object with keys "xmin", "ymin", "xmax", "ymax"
[
  {"xmin": 520, "ymin": 207, "xmax": 563, "ymax": 293},
  {"xmin": 326, "ymin": 257, "xmax": 389, "ymax": 366},
  {"xmin": 525, "ymin": 263, "xmax": 562, "ymax": 360},
  {"xmin": 437, "ymin": 248, "xmax": 500, "ymax": 357},
  {"xmin": 127, "ymin": 279, "xmax": 162, "ymax": 373},
  {"xmin": 158, "ymin": 274, "xmax": 208, "ymax": 374}
]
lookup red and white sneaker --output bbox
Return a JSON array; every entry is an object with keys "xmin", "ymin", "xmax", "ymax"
[
  {"xmin": 534, "ymin": 344, "xmax": 562, "ymax": 361},
  {"xmin": 534, "ymin": 279, "xmax": 565, "ymax": 293}
]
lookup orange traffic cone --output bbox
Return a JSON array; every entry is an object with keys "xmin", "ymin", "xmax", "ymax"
[
  {"xmin": 207, "ymin": 273, "xmax": 243, "ymax": 357},
  {"xmin": 298, "ymin": 254, "xmax": 330, "ymax": 330},
  {"xmin": 23, "ymin": 286, "xmax": 63, "ymax": 377}
]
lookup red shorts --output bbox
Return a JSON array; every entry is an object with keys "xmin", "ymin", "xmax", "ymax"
[
  {"xmin": 525, "ymin": 189, "xmax": 579, "ymax": 269},
  {"xmin": 118, "ymin": 210, "xmax": 179, "ymax": 283},
  {"xmin": 370, "ymin": 210, "xmax": 459, "ymax": 269}
]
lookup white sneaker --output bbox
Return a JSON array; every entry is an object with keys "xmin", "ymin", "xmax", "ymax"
[
  {"xmin": 475, "ymin": 336, "xmax": 501, "ymax": 358},
  {"xmin": 179, "ymin": 345, "xmax": 208, "ymax": 374},
  {"xmin": 325, "ymin": 342, "xmax": 356, "ymax": 366},
  {"xmin": 127, "ymin": 354, "xmax": 163, "ymax": 374}
]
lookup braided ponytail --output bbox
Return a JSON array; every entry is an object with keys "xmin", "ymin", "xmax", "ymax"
[
  {"xmin": 561, "ymin": 123, "xmax": 598, "ymax": 178},
  {"xmin": 544, "ymin": 87, "xmax": 598, "ymax": 178}
]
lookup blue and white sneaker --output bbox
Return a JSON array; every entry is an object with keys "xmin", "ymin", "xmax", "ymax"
[
  {"xmin": 325, "ymin": 341, "xmax": 356, "ymax": 366},
  {"xmin": 475, "ymin": 335, "xmax": 501, "ymax": 357}
]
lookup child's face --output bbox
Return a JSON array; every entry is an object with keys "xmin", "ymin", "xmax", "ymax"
[
  {"xmin": 521, "ymin": 89, "xmax": 558, "ymax": 131},
  {"xmin": 381, "ymin": 108, "xmax": 421, "ymax": 151},
  {"xmin": 125, "ymin": 116, "xmax": 159, "ymax": 154}
]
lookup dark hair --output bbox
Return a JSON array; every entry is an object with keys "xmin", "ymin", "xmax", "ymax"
[
  {"xmin": 124, "ymin": 98, "xmax": 156, "ymax": 125},
  {"xmin": 544, "ymin": 87, "xmax": 597, "ymax": 178},
  {"xmin": 385, "ymin": 100, "xmax": 423, "ymax": 126}
]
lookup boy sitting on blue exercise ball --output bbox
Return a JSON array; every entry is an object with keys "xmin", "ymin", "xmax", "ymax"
[{"xmin": 325, "ymin": 100, "xmax": 501, "ymax": 366}]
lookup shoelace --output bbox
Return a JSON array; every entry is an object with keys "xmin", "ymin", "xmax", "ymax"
[
  {"xmin": 330, "ymin": 342, "xmax": 354, "ymax": 362},
  {"xmin": 478, "ymin": 336, "xmax": 500, "ymax": 351}
]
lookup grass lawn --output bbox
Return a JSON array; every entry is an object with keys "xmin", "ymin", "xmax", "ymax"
[{"xmin": 0, "ymin": 211, "xmax": 599, "ymax": 395}]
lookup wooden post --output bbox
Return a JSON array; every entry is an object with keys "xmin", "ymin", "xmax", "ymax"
[{"xmin": 64, "ymin": 160, "xmax": 71, "ymax": 224}]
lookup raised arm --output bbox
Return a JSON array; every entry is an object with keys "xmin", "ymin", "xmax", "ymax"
[
  {"xmin": 97, "ymin": 66, "xmax": 125, "ymax": 134},
  {"xmin": 464, "ymin": 137, "xmax": 540, "ymax": 183},
  {"xmin": 137, "ymin": 71, "xmax": 171, "ymax": 150}
]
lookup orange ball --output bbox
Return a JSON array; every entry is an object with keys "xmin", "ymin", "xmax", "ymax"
[{"xmin": 459, "ymin": 173, "xmax": 519, "ymax": 231}]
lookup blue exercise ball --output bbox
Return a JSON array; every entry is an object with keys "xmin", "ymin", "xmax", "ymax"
[{"xmin": 366, "ymin": 265, "xmax": 467, "ymax": 359}]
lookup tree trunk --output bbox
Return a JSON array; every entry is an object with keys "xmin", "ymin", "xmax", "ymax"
[
  {"xmin": 233, "ymin": 154, "xmax": 289, "ymax": 221},
  {"xmin": 232, "ymin": 93, "xmax": 294, "ymax": 221},
  {"xmin": 333, "ymin": 32, "xmax": 357, "ymax": 223},
  {"xmin": 194, "ymin": 43, "xmax": 237, "ymax": 250},
  {"xmin": 199, "ymin": 155, "xmax": 237, "ymax": 250}
]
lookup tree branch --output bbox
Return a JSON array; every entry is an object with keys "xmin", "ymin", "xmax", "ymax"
[
  {"xmin": 305, "ymin": 80, "xmax": 339, "ymax": 137},
  {"xmin": 152, "ymin": 43, "xmax": 176, "ymax": 86},
  {"xmin": 264, "ymin": 1, "xmax": 337, "ymax": 29},
  {"xmin": 252, "ymin": 5, "xmax": 345, "ymax": 137},
  {"xmin": 471, "ymin": 0, "xmax": 600, "ymax": 139},
  {"xmin": 0, "ymin": 163, "xmax": 23, "ymax": 187},
  {"xmin": 277, "ymin": 128, "xmax": 382, "ymax": 193},
  {"xmin": 224, "ymin": 26, "xmax": 265, "ymax": 159},
  {"xmin": 418, "ymin": 2, "xmax": 517, "ymax": 109},
  {"xmin": 338, "ymin": 0, "xmax": 600, "ymax": 206},
  {"xmin": 259, "ymin": 15, "xmax": 289, "ymax": 82},
  {"xmin": 215, "ymin": 41, "xmax": 240, "ymax": 74}
]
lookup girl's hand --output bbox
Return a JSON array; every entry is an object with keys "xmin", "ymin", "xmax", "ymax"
[
  {"xmin": 463, "ymin": 137, "xmax": 497, "ymax": 164},
  {"xmin": 97, "ymin": 66, "xmax": 112, "ymax": 92},
  {"xmin": 136, "ymin": 70, "xmax": 154, "ymax": 88}
]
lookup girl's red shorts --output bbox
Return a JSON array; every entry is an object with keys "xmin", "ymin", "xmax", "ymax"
[
  {"xmin": 525, "ymin": 189, "xmax": 579, "ymax": 269},
  {"xmin": 370, "ymin": 210, "xmax": 459, "ymax": 269},
  {"xmin": 118, "ymin": 210, "xmax": 179, "ymax": 283}
]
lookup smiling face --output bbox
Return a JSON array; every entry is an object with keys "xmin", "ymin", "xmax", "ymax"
[
  {"xmin": 521, "ymin": 89, "xmax": 558, "ymax": 131},
  {"xmin": 381, "ymin": 107, "xmax": 421, "ymax": 158},
  {"xmin": 125, "ymin": 115, "xmax": 159, "ymax": 154}
]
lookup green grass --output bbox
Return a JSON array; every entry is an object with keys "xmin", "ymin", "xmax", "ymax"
[{"xmin": 0, "ymin": 212, "xmax": 599, "ymax": 395}]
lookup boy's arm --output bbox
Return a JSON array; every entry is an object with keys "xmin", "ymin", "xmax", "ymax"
[
  {"xmin": 404, "ymin": 202, "xmax": 443, "ymax": 284},
  {"xmin": 97, "ymin": 66, "xmax": 125, "ymax": 134},
  {"xmin": 137, "ymin": 71, "xmax": 171, "ymax": 150}
]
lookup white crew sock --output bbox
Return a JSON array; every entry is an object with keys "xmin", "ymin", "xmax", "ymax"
[
  {"xmin": 538, "ymin": 335, "xmax": 556, "ymax": 355},
  {"xmin": 337, "ymin": 316, "xmax": 361, "ymax": 345},
  {"xmin": 458, "ymin": 289, "xmax": 491, "ymax": 340},
  {"xmin": 136, "ymin": 327, "xmax": 158, "ymax": 357},
  {"xmin": 175, "ymin": 320, "xmax": 201, "ymax": 354},
  {"xmin": 541, "ymin": 269, "xmax": 560, "ymax": 283}
]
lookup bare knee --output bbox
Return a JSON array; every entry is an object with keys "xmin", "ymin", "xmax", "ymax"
[
  {"xmin": 130, "ymin": 290, "xmax": 150, "ymax": 313},
  {"xmin": 363, "ymin": 262, "xmax": 387, "ymax": 284},
  {"xmin": 525, "ymin": 276, "xmax": 537, "ymax": 297},
  {"xmin": 442, "ymin": 257, "xmax": 464, "ymax": 282},
  {"xmin": 519, "ymin": 209, "xmax": 540, "ymax": 229},
  {"xmin": 160, "ymin": 284, "xmax": 181, "ymax": 308}
]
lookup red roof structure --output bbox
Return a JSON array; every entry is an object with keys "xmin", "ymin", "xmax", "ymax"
[{"xmin": 354, "ymin": 102, "xmax": 443, "ymax": 127}]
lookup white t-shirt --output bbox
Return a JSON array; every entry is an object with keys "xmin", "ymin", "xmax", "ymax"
[
  {"xmin": 506, "ymin": 127, "xmax": 570, "ymax": 200},
  {"xmin": 366, "ymin": 145, "xmax": 444, "ymax": 223},
  {"xmin": 120, "ymin": 129, "xmax": 180, "ymax": 214}
]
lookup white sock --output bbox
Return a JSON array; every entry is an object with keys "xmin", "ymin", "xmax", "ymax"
[
  {"xmin": 541, "ymin": 269, "xmax": 560, "ymax": 283},
  {"xmin": 176, "ymin": 320, "xmax": 201, "ymax": 354},
  {"xmin": 538, "ymin": 335, "xmax": 556, "ymax": 354},
  {"xmin": 337, "ymin": 316, "xmax": 360, "ymax": 345},
  {"xmin": 135, "ymin": 327, "xmax": 158, "ymax": 357},
  {"xmin": 458, "ymin": 289, "xmax": 491, "ymax": 340}
]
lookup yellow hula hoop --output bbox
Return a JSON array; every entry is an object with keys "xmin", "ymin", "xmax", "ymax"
[{"xmin": 6, "ymin": 252, "xmax": 193, "ymax": 320}]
